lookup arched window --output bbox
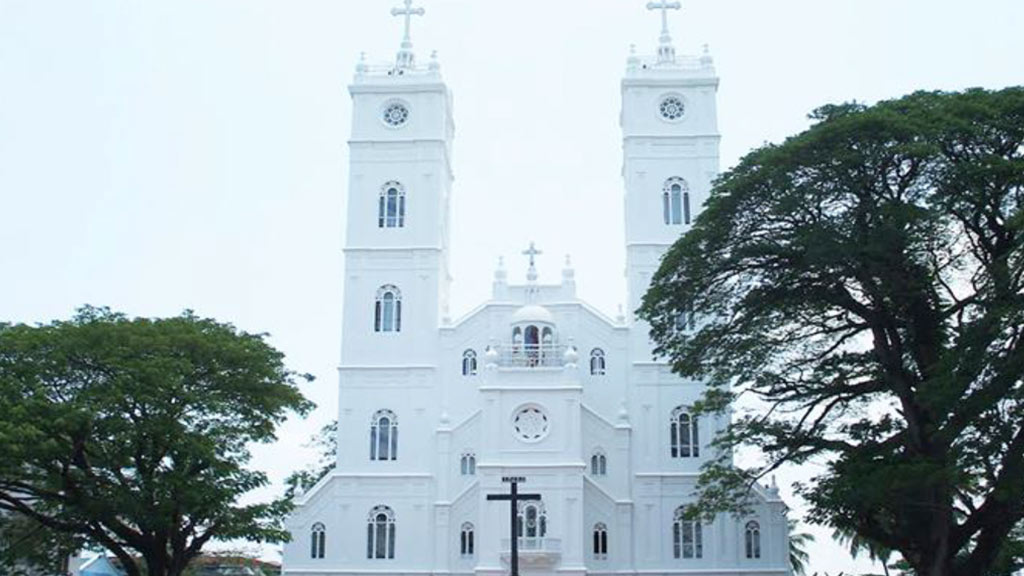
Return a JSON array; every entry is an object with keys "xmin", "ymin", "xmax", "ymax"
[
  {"xmin": 310, "ymin": 523, "xmax": 326, "ymax": 559},
  {"xmin": 366, "ymin": 505, "xmax": 396, "ymax": 559},
  {"xmin": 592, "ymin": 522, "xmax": 608, "ymax": 559},
  {"xmin": 672, "ymin": 507, "xmax": 703, "ymax": 559},
  {"xmin": 745, "ymin": 520, "xmax": 761, "ymax": 559},
  {"xmin": 662, "ymin": 177, "xmax": 691, "ymax": 226},
  {"xmin": 675, "ymin": 301, "xmax": 696, "ymax": 332},
  {"xmin": 378, "ymin": 181, "xmax": 406, "ymax": 228},
  {"xmin": 589, "ymin": 348, "xmax": 606, "ymax": 375},
  {"xmin": 370, "ymin": 410, "xmax": 398, "ymax": 461},
  {"xmin": 517, "ymin": 501, "xmax": 547, "ymax": 540},
  {"xmin": 462, "ymin": 350, "xmax": 477, "ymax": 376},
  {"xmin": 590, "ymin": 451, "xmax": 607, "ymax": 476},
  {"xmin": 460, "ymin": 453, "xmax": 476, "ymax": 476},
  {"xmin": 460, "ymin": 522, "xmax": 475, "ymax": 556},
  {"xmin": 670, "ymin": 407, "xmax": 700, "ymax": 458},
  {"xmin": 375, "ymin": 285, "xmax": 402, "ymax": 333}
]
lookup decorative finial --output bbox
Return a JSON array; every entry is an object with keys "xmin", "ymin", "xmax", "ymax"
[
  {"xmin": 356, "ymin": 51, "xmax": 368, "ymax": 74},
  {"xmin": 616, "ymin": 304, "xmax": 626, "ymax": 324},
  {"xmin": 522, "ymin": 241, "xmax": 543, "ymax": 283},
  {"xmin": 646, "ymin": 0, "xmax": 681, "ymax": 64},
  {"xmin": 391, "ymin": 0, "xmax": 426, "ymax": 70},
  {"xmin": 494, "ymin": 256, "xmax": 507, "ymax": 282}
]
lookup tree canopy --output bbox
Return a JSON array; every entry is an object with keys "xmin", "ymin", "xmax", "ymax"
[
  {"xmin": 638, "ymin": 88, "xmax": 1024, "ymax": 576},
  {"xmin": 0, "ymin": 307, "xmax": 313, "ymax": 576}
]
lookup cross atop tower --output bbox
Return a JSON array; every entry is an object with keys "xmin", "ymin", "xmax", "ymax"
[
  {"xmin": 646, "ymin": 0, "xmax": 681, "ymax": 64},
  {"xmin": 522, "ymin": 241, "xmax": 543, "ymax": 283},
  {"xmin": 391, "ymin": 0, "xmax": 426, "ymax": 70}
]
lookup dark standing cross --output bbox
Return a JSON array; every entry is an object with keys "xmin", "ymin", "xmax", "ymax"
[{"xmin": 487, "ymin": 477, "xmax": 541, "ymax": 576}]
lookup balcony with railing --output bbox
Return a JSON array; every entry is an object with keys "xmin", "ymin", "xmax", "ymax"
[
  {"xmin": 500, "ymin": 538, "xmax": 562, "ymax": 569},
  {"xmin": 489, "ymin": 344, "xmax": 569, "ymax": 369}
]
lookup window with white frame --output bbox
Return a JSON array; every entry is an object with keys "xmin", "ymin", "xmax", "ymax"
[
  {"xmin": 460, "ymin": 453, "xmax": 476, "ymax": 476},
  {"xmin": 367, "ymin": 505, "xmax": 396, "ymax": 559},
  {"xmin": 745, "ymin": 520, "xmax": 761, "ymax": 559},
  {"xmin": 374, "ymin": 285, "xmax": 402, "ymax": 333},
  {"xmin": 460, "ymin": 522, "xmax": 475, "ymax": 556},
  {"xmin": 370, "ymin": 409, "xmax": 398, "ymax": 461},
  {"xmin": 592, "ymin": 523, "xmax": 608, "ymax": 559},
  {"xmin": 589, "ymin": 348, "xmax": 606, "ymax": 375},
  {"xmin": 662, "ymin": 177, "xmax": 691, "ymax": 226},
  {"xmin": 462, "ymin": 349, "xmax": 477, "ymax": 376},
  {"xmin": 670, "ymin": 407, "xmax": 700, "ymax": 458},
  {"xmin": 310, "ymin": 523, "xmax": 326, "ymax": 559},
  {"xmin": 590, "ymin": 452, "xmax": 607, "ymax": 476},
  {"xmin": 517, "ymin": 501, "xmax": 547, "ymax": 539},
  {"xmin": 378, "ymin": 181, "xmax": 406, "ymax": 228},
  {"xmin": 673, "ymin": 508, "xmax": 703, "ymax": 559}
]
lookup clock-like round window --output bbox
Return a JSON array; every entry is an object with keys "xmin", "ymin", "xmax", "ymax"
[
  {"xmin": 383, "ymin": 102, "xmax": 409, "ymax": 127},
  {"xmin": 659, "ymin": 96, "xmax": 686, "ymax": 121},
  {"xmin": 513, "ymin": 406, "xmax": 550, "ymax": 442}
]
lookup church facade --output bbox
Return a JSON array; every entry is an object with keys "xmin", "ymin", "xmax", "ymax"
[{"xmin": 283, "ymin": 3, "xmax": 790, "ymax": 575}]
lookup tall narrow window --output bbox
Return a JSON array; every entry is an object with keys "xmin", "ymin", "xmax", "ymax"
[
  {"xmin": 670, "ymin": 407, "xmax": 700, "ymax": 458},
  {"xmin": 745, "ymin": 521, "xmax": 761, "ymax": 559},
  {"xmin": 460, "ymin": 522, "xmax": 475, "ymax": 556},
  {"xmin": 310, "ymin": 523, "xmax": 326, "ymax": 559},
  {"xmin": 462, "ymin": 350, "xmax": 478, "ymax": 376},
  {"xmin": 460, "ymin": 453, "xmax": 476, "ymax": 476},
  {"xmin": 592, "ymin": 523, "xmax": 608, "ymax": 559},
  {"xmin": 673, "ymin": 508, "xmax": 703, "ymax": 559},
  {"xmin": 367, "ymin": 506, "xmax": 396, "ymax": 559},
  {"xmin": 675, "ymin": 301, "xmax": 696, "ymax": 332},
  {"xmin": 590, "ymin": 452, "xmax": 607, "ymax": 476},
  {"xmin": 375, "ymin": 285, "xmax": 402, "ymax": 333},
  {"xmin": 662, "ymin": 177, "xmax": 690, "ymax": 226},
  {"xmin": 589, "ymin": 348, "xmax": 606, "ymax": 375},
  {"xmin": 378, "ymin": 182, "xmax": 406, "ymax": 228},
  {"xmin": 370, "ymin": 409, "xmax": 398, "ymax": 461}
]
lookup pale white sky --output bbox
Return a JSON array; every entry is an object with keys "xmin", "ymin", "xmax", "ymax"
[{"xmin": 2, "ymin": 0, "xmax": 1022, "ymax": 571}]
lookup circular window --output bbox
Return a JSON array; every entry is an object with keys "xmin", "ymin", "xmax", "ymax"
[
  {"xmin": 659, "ymin": 96, "xmax": 686, "ymax": 121},
  {"xmin": 513, "ymin": 406, "xmax": 550, "ymax": 442},
  {"xmin": 383, "ymin": 102, "xmax": 409, "ymax": 127}
]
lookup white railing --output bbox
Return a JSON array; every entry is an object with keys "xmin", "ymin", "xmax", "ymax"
[
  {"xmin": 491, "ymin": 344, "xmax": 567, "ymax": 369},
  {"xmin": 501, "ymin": 537, "xmax": 562, "ymax": 552}
]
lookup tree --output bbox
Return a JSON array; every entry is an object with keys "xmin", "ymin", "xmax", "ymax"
[
  {"xmin": 0, "ymin": 307, "xmax": 314, "ymax": 576},
  {"xmin": 283, "ymin": 420, "xmax": 337, "ymax": 500},
  {"xmin": 0, "ymin": 512, "xmax": 82, "ymax": 576},
  {"xmin": 789, "ymin": 519, "xmax": 815, "ymax": 576},
  {"xmin": 638, "ymin": 88, "xmax": 1024, "ymax": 576}
]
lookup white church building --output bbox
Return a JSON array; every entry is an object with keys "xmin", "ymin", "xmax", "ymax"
[{"xmin": 283, "ymin": 2, "xmax": 790, "ymax": 575}]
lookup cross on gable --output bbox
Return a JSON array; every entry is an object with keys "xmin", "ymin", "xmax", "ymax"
[{"xmin": 522, "ymin": 242, "xmax": 543, "ymax": 268}]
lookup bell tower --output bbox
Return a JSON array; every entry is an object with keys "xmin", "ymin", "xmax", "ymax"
[
  {"xmin": 340, "ymin": 0, "xmax": 453, "ymax": 369},
  {"xmin": 622, "ymin": 2, "xmax": 719, "ymax": 358}
]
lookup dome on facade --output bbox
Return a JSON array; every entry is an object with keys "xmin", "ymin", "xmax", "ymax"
[{"xmin": 510, "ymin": 304, "xmax": 554, "ymax": 325}]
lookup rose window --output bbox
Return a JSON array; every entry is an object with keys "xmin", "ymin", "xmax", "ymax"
[
  {"xmin": 383, "ymin": 103, "xmax": 409, "ymax": 127},
  {"xmin": 659, "ymin": 96, "xmax": 685, "ymax": 121},
  {"xmin": 513, "ymin": 406, "xmax": 550, "ymax": 442}
]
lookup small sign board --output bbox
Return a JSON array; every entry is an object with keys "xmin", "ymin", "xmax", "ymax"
[{"xmin": 501, "ymin": 476, "xmax": 526, "ymax": 483}]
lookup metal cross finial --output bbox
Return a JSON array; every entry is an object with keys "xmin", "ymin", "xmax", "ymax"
[
  {"xmin": 646, "ymin": 0, "xmax": 681, "ymax": 37},
  {"xmin": 392, "ymin": 0, "xmax": 425, "ymax": 47},
  {"xmin": 522, "ymin": 242, "xmax": 543, "ymax": 268}
]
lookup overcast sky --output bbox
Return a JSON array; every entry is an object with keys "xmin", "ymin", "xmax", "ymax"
[{"xmin": 2, "ymin": 0, "xmax": 1022, "ymax": 570}]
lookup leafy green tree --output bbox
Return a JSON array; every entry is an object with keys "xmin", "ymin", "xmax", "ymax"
[
  {"xmin": 638, "ymin": 88, "xmax": 1024, "ymax": 576},
  {"xmin": 0, "ymin": 307, "xmax": 313, "ymax": 576},
  {"xmin": 284, "ymin": 420, "xmax": 337, "ymax": 500},
  {"xmin": 789, "ymin": 519, "xmax": 815, "ymax": 576},
  {"xmin": 0, "ymin": 512, "xmax": 82, "ymax": 575}
]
